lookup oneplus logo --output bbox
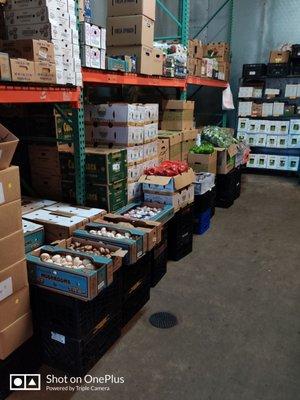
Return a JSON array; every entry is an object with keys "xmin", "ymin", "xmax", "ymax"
[{"xmin": 10, "ymin": 374, "xmax": 41, "ymax": 391}]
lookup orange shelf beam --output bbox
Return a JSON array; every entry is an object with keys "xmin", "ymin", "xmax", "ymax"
[
  {"xmin": 187, "ymin": 76, "xmax": 228, "ymax": 88},
  {"xmin": 0, "ymin": 85, "xmax": 81, "ymax": 107},
  {"xmin": 82, "ymin": 68, "xmax": 186, "ymax": 88}
]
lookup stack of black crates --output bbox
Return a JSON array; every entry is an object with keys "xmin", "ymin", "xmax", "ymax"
[
  {"xmin": 193, "ymin": 187, "xmax": 216, "ymax": 235},
  {"xmin": 216, "ymin": 166, "xmax": 242, "ymax": 208},
  {"xmin": 150, "ymin": 225, "xmax": 168, "ymax": 287},
  {"xmin": 291, "ymin": 44, "xmax": 300, "ymax": 75}
]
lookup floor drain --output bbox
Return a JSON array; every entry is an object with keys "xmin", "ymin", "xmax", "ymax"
[{"xmin": 149, "ymin": 312, "xmax": 178, "ymax": 329}]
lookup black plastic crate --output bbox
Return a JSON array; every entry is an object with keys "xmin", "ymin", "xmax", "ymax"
[
  {"xmin": 150, "ymin": 238, "xmax": 168, "ymax": 288},
  {"xmin": 0, "ymin": 337, "xmax": 41, "ymax": 400},
  {"xmin": 40, "ymin": 314, "xmax": 121, "ymax": 376},
  {"xmin": 122, "ymin": 282, "xmax": 151, "ymax": 327},
  {"xmin": 194, "ymin": 187, "xmax": 216, "ymax": 214},
  {"xmin": 169, "ymin": 235, "xmax": 193, "ymax": 261},
  {"xmin": 167, "ymin": 204, "xmax": 194, "ymax": 246},
  {"xmin": 267, "ymin": 63, "xmax": 290, "ymax": 77},
  {"xmin": 242, "ymin": 63, "xmax": 266, "ymax": 79},
  {"xmin": 291, "ymin": 44, "xmax": 300, "ymax": 59},
  {"xmin": 216, "ymin": 169, "xmax": 238, "ymax": 208},
  {"xmin": 122, "ymin": 253, "xmax": 151, "ymax": 298},
  {"xmin": 31, "ymin": 269, "xmax": 122, "ymax": 339},
  {"xmin": 234, "ymin": 167, "xmax": 242, "ymax": 200},
  {"xmin": 291, "ymin": 61, "xmax": 300, "ymax": 75}
]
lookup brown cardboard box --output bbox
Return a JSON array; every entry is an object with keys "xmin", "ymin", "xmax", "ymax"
[
  {"xmin": 152, "ymin": 48, "xmax": 163, "ymax": 75},
  {"xmin": 188, "ymin": 39, "xmax": 205, "ymax": 59},
  {"xmin": 163, "ymin": 100, "xmax": 195, "ymax": 110},
  {"xmin": 251, "ymin": 103, "xmax": 263, "ymax": 117},
  {"xmin": 195, "ymin": 58, "xmax": 202, "ymax": 76},
  {"xmin": 107, "ymin": 15, "xmax": 154, "ymax": 47},
  {"xmin": 107, "ymin": 45, "xmax": 153, "ymax": 75},
  {"xmin": 0, "ymin": 199, "xmax": 22, "ymax": 239},
  {"xmin": 0, "ymin": 286, "xmax": 30, "ymax": 330},
  {"xmin": 0, "ymin": 166, "xmax": 21, "ymax": 206},
  {"xmin": 0, "ymin": 52, "xmax": 11, "ymax": 81},
  {"xmin": 10, "ymin": 58, "xmax": 35, "ymax": 82},
  {"xmin": 188, "ymin": 151, "xmax": 217, "ymax": 174},
  {"xmin": 218, "ymin": 61, "xmax": 230, "ymax": 81},
  {"xmin": 206, "ymin": 42, "xmax": 230, "ymax": 61},
  {"xmin": 158, "ymin": 131, "xmax": 182, "ymax": 161},
  {"xmin": 1, "ymin": 39, "xmax": 55, "ymax": 63},
  {"xmin": 0, "ymin": 123, "xmax": 19, "ymax": 170},
  {"xmin": 187, "ymin": 58, "xmax": 197, "ymax": 75},
  {"xmin": 107, "ymin": 0, "xmax": 156, "ymax": 20},
  {"xmin": 158, "ymin": 138, "xmax": 169, "ymax": 162},
  {"xmin": 161, "ymin": 110, "xmax": 194, "ymax": 131},
  {"xmin": 0, "ymin": 259, "xmax": 28, "ymax": 302},
  {"xmin": 34, "ymin": 61, "xmax": 56, "ymax": 84},
  {"xmin": 0, "ymin": 230, "xmax": 25, "ymax": 272},
  {"xmin": 181, "ymin": 129, "xmax": 197, "ymax": 162},
  {"xmin": 31, "ymin": 173, "xmax": 62, "ymax": 200},
  {"xmin": 215, "ymin": 144, "xmax": 237, "ymax": 174},
  {"xmin": 0, "ymin": 312, "xmax": 33, "ymax": 360},
  {"xmin": 269, "ymin": 50, "xmax": 290, "ymax": 64},
  {"xmin": 28, "ymin": 144, "xmax": 61, "ymax": 173}
]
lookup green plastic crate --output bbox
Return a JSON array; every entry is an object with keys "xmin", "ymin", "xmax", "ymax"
[{"xmin": 86, "ymin": 179, "xmax": 127, "ymax": 212}]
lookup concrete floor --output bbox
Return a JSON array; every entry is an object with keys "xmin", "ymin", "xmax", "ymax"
[{"xmin": 11, "ymin": 174, "xmax": 300, "ymax": 400}]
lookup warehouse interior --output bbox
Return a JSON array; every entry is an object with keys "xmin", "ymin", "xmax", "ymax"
[{"xmin": 0, "ymin": 0, "xmax": 299, "ymax": 399}]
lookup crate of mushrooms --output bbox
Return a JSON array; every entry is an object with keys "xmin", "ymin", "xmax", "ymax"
[
  {"xmin": 116, "ymin": 202, "xmax": 174, "ymax": 225},
  {"xmin": 26, "ymin": 245, "xmax": 114, "ymax": 301},
  {"xmin": 54, "ymin": 236, "xmax": 128, "ymax": 273},
  {"xmin": 74, "ymin": 221, "xmax": 148, "ymax": 265}
]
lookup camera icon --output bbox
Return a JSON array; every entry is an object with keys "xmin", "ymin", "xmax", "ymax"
[{"xmin": 10, "ymin": 374, "xmax": 41, "ymax": 391}]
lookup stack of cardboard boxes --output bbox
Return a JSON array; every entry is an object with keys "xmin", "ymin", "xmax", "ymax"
[
  {"xmin": 106, "ymin": 0, "xmax": 163, "ymax": 76},
  {"xmin": 0, "ymin": 123, "xmax": 33, "ymax": 361},
  {"xmin": 158, "ymin": 100, "xmax": 197, "ymax": 162},
  {"xmin": 1, "ymin": 0, "xmax": 82, "ymax": 86},
  {"xmin": 187, "ymin": 40, "xmax": 230, "ymax": 81},
  {"xmin": 84, "ymin": 102, "xmax": 159, "ymax": 203}
]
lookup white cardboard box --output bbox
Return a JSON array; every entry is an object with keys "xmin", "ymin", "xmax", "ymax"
[
  {"xmin": 262, "ymin": 103, "xmax": 274, "ymax": 117},
  {"xmin": 93, "ymin": 124, "xmax": 144, "ymax": 146},
  {"xmin": 289, "ymin": 134, "xmax": 300, "ymax": 148},
  {"xmin": 285, "ymin": 84, "xmax": 298, "ymax": 98},
  {"xmin": 267, "ymin": 135, "xmax": 278, "ymax": 147},
  {"xmin": 276, "ymin": 156, "xmax": 288, "ymax": 170},
  {"xmin": 127, "ymin": 182, "xmax": 142, "ymax": 202},
  {"xmin": 268, "ymin": 121, "xmax": 278, "ymax": 134},
  {"xmin": 277, "ymin": 121, "xmax": 290, "ymax": 135},
  {"xmin": 277, "ymin": 135, "xmax": 288, "ymax": 148},
  {"xmin": 257, "ymin": 120, "xmax": 269, "ymax": 134},
  {"xmin": 238, "ymin": 87, "xmax": 254, "ymax": 98},
  {"xmin": 144, "ymin": 123, "xmax": 158, "ymax": 143},
  {"xmin": 94, "ymin": 103, "xmax": 145, "ymax": 124},
  {"xmin": 267, "ymin": 155, "xmax": 277, "ymax": 169},
  {"xmin": 255, "ymin": 134, "xmax": 267, "ymax": 147},
  {"xmin": 238, "ymin": 102, "xmax": 252, "ymax": 117},
  {"xmin": 288, "ymin": 156, "xmax": 299, "ymax": 171},
  {"xmin": 248, "ymin": 120, "xmax": 259, "ymax": 133},
  {"xmin": 247, "ymin": 154, "xmax": 257, "ymax": 168},
  {"xmin": 127, "ymin": 145, "xmax": 144, "ymax": 165},
  {"xmin": 143, "ymin": 141, "xmax": 158, "ymax": 161},
  {"xmin": 144, "ymin": 104, "xmax": 159, "ymax": 123},
  {"xmin": 273, "ymin": 102, "xmax": 284, "ymax": 116},
  {"xmin": 289, "ymin": 119, "xmax": 300, "ymax": 134},
  {"xmin": 237, "ymin": 132, "xmax": 247, "ymax": 142},
  {"xmin": 5, "ymin": 0, "xmax": 68, "ymax": 11},
  {"xmin": 237, "ymin": 117, "xmax": 249, "ymax": 132},
  {"xmin": 128, "ymin": 162, "xmax": 145, "ymax": 183},
  {"xmin": 255, "ymin": 154, "xmax": 268, "ymax": 168},
  {"xmin": 247, "ymin": 134, "xmax": 257, "ymax": 147}
]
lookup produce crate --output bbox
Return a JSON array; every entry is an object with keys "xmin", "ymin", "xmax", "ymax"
[
  {"xmin": 22, "ymin": 219, "xmax": 44, "ymax": 253},
  {"xmin": 234, "ymin": 166, "xmax": 242, "ymax": 200},
  {"xmin": 266, "ymin": 63, "xmax": 290, "ymax": 77},
  {"xmin": 60, "ymin": 148, "xmax": 127, "ymax": 184},
  {"xmin": 215, "ymin": 169, "xmax": 237, "ymax": 208},
  {"xmin": 167, "ymin": 204, "xmax": 194, "ymax": 261},
  {"xmin": 122, "ymin": 282, "xmax": 151, "ymax": 328},
  {"xmin": 39, "ymin": 314, "xmax": 121, "ymax": 376},
  {"xmin": 31, "ymin": 270, "xmax": 122, "ymax": 339},
  {"xmin": 194, "ymin": 208, "xmax": 211, "ymax": 235},
  {"xmin": 150, "ymin": 235, "xmax": 168, "ymax": 288},
  {"xmin": 242, "ymin": 63, "xmax": 267, "ymax": 79},
  {"xmin": 291, "ymin": 44, "xmax": 300, "ymax": 60},
  {"xmin": 116, "ymin": 202, "xmax": 174, "ymax": 225},
  {"xmin": 122, "ymin": 253, "xmax": 151, "ymax": 298},
  {"xmin": 0, "ymin": 337, "xmax": 41, "ymax": 400},
  {"xmin": 86, "ymin": 179, "xmax": 127, "ymax": 212},
  {"xmin": 193, "ymin": 187, "xmax": 216, "ymax": 214}
]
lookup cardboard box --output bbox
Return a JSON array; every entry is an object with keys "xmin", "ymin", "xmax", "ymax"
[
  {"xmin": 143, "ymin": 140, "xmax": 158, "ymax": 161},
  {"xmin": 188, "ymin": 151, "xmax": 217, "ymax": 174},
  {"xmin": 107, "ymin": 0, "xmax": 156, "ymax": 20},
  {"xmin": 188, "ymin": 39, "xmax": 204, "ymax": 59},
  {"xmin": 215, "ymin": 144, "xmax": 237, "ymax": 174},
  {"xmin": 0, "ymin": 259, "xmax": 28, "ymax": 302},
  {"xmin": 267, "ymin": 135, "xmax": 278, "ymax": 147},
  {"xmin": 218, "ymin": 61, "xmax": 230, "ymax": 81},
  {"xmin": 144, "ymin": 184, "xmax": 194, "ymax": 212},
  {"xmin": 1, "ymin": 39, "xmax": 55, "ymax": 62},
  {"xmin": 128, "ymin": 162, "xmax": 145, "ymax": 183},
  {"xmin": 139, "ymin": 168, "xmax": 195, "ymax": 193},
  {"xmin": 107, "ymin": 45, "xmax": 153, "ymax": 75},
  {"xmin": 21, "ymin": 197, "xmax": 57, "ymax": 215},
  {"xmin": 152, "ymin": 48, "xmax": 163, "ymax": 75},
  {"xmin": 256, "ymin": 154, "xmax": 268, "ymax": 168},
  {"xmin": 44, "ymin": 203, "xmax": 106, "ymax": 221},
  {"xmin": 5, "ymin": 5, "xmax": 69, "ymax": 26},
  {"xmin": 5, "ymin": 0, "xmax": 68, "ymax": 10},
  {"xmin": 91, "ymin": 103, "xmax": 145, "ymax": 125},
  {"xmin": 269, "ymin": 50, "xmax": 290, "ymax": 64},
  {"xmin": 0, "ymin": 166, "xmax": 21, "ymax": 206},
  {"xmin": 0, "ymin": 286, "xmax": 30, "ymax": 330},
  {"xmin": 289, "ymin": 134, "xmax": 300, "ymax": 148},
  {"xmin": 206, "ymin": 42, "xmax": 230, "ymax": 61},
  {"xmin": 127, "ymin": 181, "xmax": 142, "ymax": 202},
  {"xmin": 0, "ymin": 312, "xmax": 33, "ymax": 360},
  {"xmin": 116, "ymin": 201, "xmax": 174, "ymax": 225},
  {"xmin": 262, "ymin": 103, "xmax": 274, "ymax": 117},
  {"xmin": 127, "ymin": 145, "xmax": 144, "ymax": 165},
  {"xmin": 251, "ymin": 103, "xmax": 262, "ymax": 117},
  {"xmin": 158, "ymin": 131, "xmax": 182, "ymax": 161},
  {"xmin": 266, "ymin": 155, "xmax": 277, "ymax": 169},
  {"xmin": 255, "ymin": 134, "xmax": 267, "ymax": 147},
  {"xmin": 288, "ymin": 156, "xmax": 300, "ymax": 171},
  {"xmin": 0, "ymin": 200, "xmax": 22, "ymax": 240},
  {"xmin": 161, "ymin": 110, "xmax": 194, "ymax": 131},
  {"xmin": 289, "ymin": 119, "xmax": 300, "ymax": 134},
  {"xmin": 107, "ymin": 15, "xmax": 154, "ymax": 47},
  {"xmin": 247, "ymin": 154, "xmax": 257, "ymax": 168},
  {"xmin": 92, "ymin": 124, "xmax": 144, "ymax": 146},
  {"xmin": 27, "ymin": 245, "xmax": 113, "ymax": 301},
  {"xmin": 276, "ymin": 156, "xmax": 288, "ymax": 170},
  {"xmin": 237, "ymin": 118, "xmax": 249, "ymax": 132},
  {"xmin": 285, "ymin": 84, "xmax": 298, "ymax": 98},
  {"xmin": 10, "ymin": 58, "xmax": 35, "ymax": 82},
  {"xmin": 22, "ymin": 219, "xmax": 45, "ymax": 253},
  {"xmin": 158, "ymin": 138, "xmax": 169, "ymax": 163},
  {"xmin": 181, "ymin": 129, "xmax": 197, "ymax": 161},
  {"xmin": 144, "ymin": 122, "xmax": 158, "ymax": 143},
  {"xmin": 0, "ymin": 230, "xmax": 25, "ymax": 272},
  {"xmin": 238, "ymin": 101, "xmax": 253, "ymax": 117},
  {"xmin": 187, "ymin": 58, "xmax": 197, "ymax": 75},
  {"xmin": 0, "ymin": 52, "xmax": 12, "ymax": 81},
  {"xmin": 34, "ymin": 61, "xmax": 56, "ymax": 84},
  {"xmin": 23, "ymin": 209, "xmax": 88, "ymax": 243},
  {"xmin": 273, "ymin": 102, "xmax": 284, "ymax": 116},
  {"xmin": 0, "ymin": 124, "xmax": 19, "ymax": 170}
]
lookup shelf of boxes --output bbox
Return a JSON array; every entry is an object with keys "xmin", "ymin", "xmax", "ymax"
[{"xmin": 186, "ymin": 75, "xmax": 228, "ymax": 88}]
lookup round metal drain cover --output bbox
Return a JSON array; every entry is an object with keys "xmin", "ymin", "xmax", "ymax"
[{"xmin": 149, "ymin": 312, "xmax": 178, "ymax": 329}]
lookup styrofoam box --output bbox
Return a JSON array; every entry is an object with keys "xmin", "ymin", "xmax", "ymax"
[
  {"xmin": 267, "ymin": 155, "xmax": 277, "ymax": 169},
  {"xmin": 276, "ymin": 156, "xmax": 289, "ymax": 170},
  {"xmin": 277, "ymin": 121, "xmax": 290, "ymax": 135},
  {"xmin": 93, "ymin": 103, "xmax": 145, "ymax": 124},
  {"xmin": 257, "ymin": 120, "xmax": 269, "ymax": 134},
  {"xmin": 247, "ymin": 154, "xmax": 257, "ymax": 168},
  {"xmin": 128, "ymin": 182, "xmax": 142, "ymax": 202},
  {"xmin": 289, "ymin": 119, "xmax": 300, "ymax": 134},
  {"xmin": 277, "ymin": 135, "xmax": 288, "ymax": 148},
  {"xmin": 273, "ymin": 102, "xmax": 284, "ymax": 116},
  {"xmin": 288, "ymin": 156, "xmax": 299, "ymax": 171},
  {"xmin": 267, "ymin": 135, "xmax": 278, "ymax": 147},
  {"xmin": 255, "ymin": 154, "xmax": 268, "ymax": 168},
  {"xmin": 93, "ymin": 124, "xmax": 144, "ymax": 146},
  {"xmin": 285, "ymin": 84, "xmax": 298, "ymax": 98},
  {"xmin": 127, "ymin": 145, "xmax": 144, "ymax": 165},
  {"xmin": 238, "ymin": 87, "xmax": 254, "ymax": 98},
  {"xmin": 262, "ymin": 103, "xmax": 273, "ymax": 117},
  {"xmin": 255, "ymin": 134, "xmax": 267, "ymax": 147},
  {"xmin": 237, "ymin": 118, "xmax": 249, "ymax": 132},
  {"xmin": 268, "ymin": 121, "xmax": 278, "ymax": 134},
  {"xmin": 289, "ymin": 134, "xmax": 300, "ymax": 148},
  {"xmin": 128, "ymin": 163, "xmax": 145, "ymax": 183},
  {"xmin": 247, "ymin": 134, "xmax": 257, "ymax": 147},
  {"xmin": 237, "ymin": 131, "xmax": 247, "ymax": 142},
  {"xmin": 238, "ymin": 102, "xmax": 252, "ymax": 117},
  {"xmin": 248, "ymin": 120, "xmax": 259, "ymax": 133}
]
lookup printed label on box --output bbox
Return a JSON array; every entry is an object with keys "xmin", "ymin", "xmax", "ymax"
[
  {"xmin": 0, "ymin": 277, "xmax": 13, "ymax": 301},
  {"xmin": 0, "ymin": 183, "xmax": 4, "ymax": 204},
  {"xmin": 51, "ymin": 331, "xmax": 65, "ymax": 344}
]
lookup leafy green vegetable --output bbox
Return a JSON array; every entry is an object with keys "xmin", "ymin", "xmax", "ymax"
[
  {"xmin": 202, "ymin": 126, "xmax": 238, "ymax": 148},
  {"xmin": 189, "ymin": 141, "xmax": 215, "ymax": 154}
]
